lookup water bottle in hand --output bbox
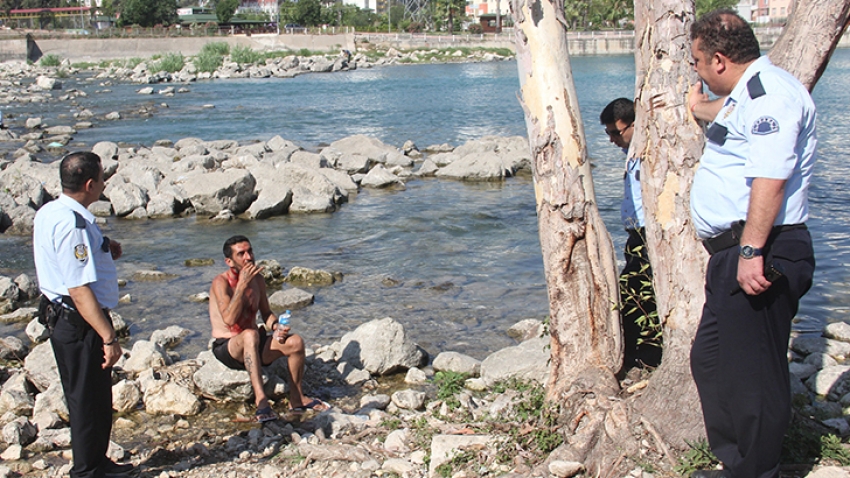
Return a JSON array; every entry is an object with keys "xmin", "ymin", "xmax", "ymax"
[{"xmin": 277, "ymin": 310, "xmax": 291, "ymax": 343}]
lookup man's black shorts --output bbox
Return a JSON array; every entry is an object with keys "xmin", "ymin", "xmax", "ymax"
[{"xmin": 212, "ymin": 328, "xmax": 271, "ymax": 370}]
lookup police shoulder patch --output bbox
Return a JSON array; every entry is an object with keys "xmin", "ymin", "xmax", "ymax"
[
  {"xmin": 752, "ymin": 116, "xmax": 779, "ymax": 135},
  {"xmin": 74, "ymin": 244, "xmax": 88, "ymax": 262}
]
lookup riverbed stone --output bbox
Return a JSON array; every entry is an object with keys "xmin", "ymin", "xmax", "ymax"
[
  {"xmin": 432, "ymin": 352, "xmax": 481, "ymax": 377},
  {"xmin": 266, "ymin": 163, "xmax": 342, "ymax": 213},
  {"xmin": 178, "ymin": 168, "xmax": 256, "ymax": 216},
  {"xmin": 192, "ymin": 351, "xmax": 253, "ymax": 401},
  {"xmin": 284, "ymin": 266, "xmax": 339, "ymax": 286},
  {"xmin": 23, "ymin": 342, "xmax": 58, "ymax": 392},
  {"xmin": 32, "ymin": 382, "xmax": 68, "ymax": 422},
  {"xmin": 506, "ymin": 319, "xmax": 544, "ymax": 342},
  {"xmin": 480, "ymin": 336, "xmax": 550, "ymax": 387},
  {"xmin": 25, "ymin": 319, "xmax": 49, "ymax": 343},
  {"xmin": 361, "ymin": 164, "xmax": 403, "ymax": 189},
  {"xmin": 404, "ymin": 367, "xmax": 427, "ymax": 384},
  {"xmin": 104, "ymin": 178, "xmax": 149, "ymax": 217},
  {"xmin": 150, "ymin": 325, "xmax": 193, "ymax": 349},
  {"xmin": 791, "ymin": 336, "xmax": 850, "ymax": 360},
  {"xmin": 331, "ymin": 317, "xmax": 428, "ymax": 376},
  {"xmin": 0, "ymin": 336, "xmax": 27, "ymax": 360},
  {"xmin": 2, "ymin": 417, "xmax": 36, "ymax": 445},
  {"xmin": 0, "ymin": 373, "xmax": 34, "ymax": 416},
  {"xmin": 549, "ymin": 460, "xmax": 585, "ymax": 478},
  {"xmin": 245, "ymin": 185, "xmax": 292, "ymax": 220},
  {"xmin": 0, "ymin": 171, "xmax": 48, "ymax": 209},
  {"xmin": 268, "ymin": 288, "xmax": 314, "ymax": 310},
  {"xmin": 429, "ymin": 434, "xmax": 492, "ymax": 478},
  {"xmin": 806, "ymin": 365, "xmax": 850, "ymax": 398},
  {"xmin": 122, "ymin": 340, "xmax": 172, "ymax": 374},
  {"xmin": 143, "ymin": 380, "xmax": 202, "ymax": 416},
  {"xmin": 111, "ymin": 380, "xmax": 141, "ymax": 414},
  {"xmin": 825, "ymin": 322, "xmax": 850, "ymax": 344},
  {"xmin": 0, "ymin": 307, "xmax": 35, "ymax": 324}
]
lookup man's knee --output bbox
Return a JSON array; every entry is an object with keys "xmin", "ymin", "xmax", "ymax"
[{"xmin": 286, "ymin": 333, "xmax": 305, "ymax": 353}]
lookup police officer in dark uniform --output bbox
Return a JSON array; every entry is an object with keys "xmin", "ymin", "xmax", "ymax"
[
  {"xmin": 688, "ymin": 10, "xmax": 817, "ymax": 478},
  {"xmin": 33, "ymin": 151, "xmax": 133, "ymax": 478}
]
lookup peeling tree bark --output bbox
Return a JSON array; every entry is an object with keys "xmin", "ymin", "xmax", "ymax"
[
  {"xmin": 510, "ymin": 0, "xmax": 622, "ymax": 399},
  {"xmin": 629, "ymin": 0, "xmax": 708, "ymax": 447}
]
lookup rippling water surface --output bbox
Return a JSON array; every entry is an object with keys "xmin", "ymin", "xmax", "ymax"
[{"xmin": 1, "ymin": 51, "xmax": 849, "ymax": 358}]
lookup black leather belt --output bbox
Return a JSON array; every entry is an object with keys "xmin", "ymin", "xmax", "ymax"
[{"xmin": 702, "ymin": 220, "xmax": 807, "ymax": 255}]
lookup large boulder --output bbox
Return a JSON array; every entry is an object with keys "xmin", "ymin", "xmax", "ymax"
[
  {"xmin": 244, "ymin": 186, "xmax": 292, "ymax": 220},
  {"xmin": 143, "ymin": 380, "xmax": 202, "ymax": 416},
  {"xmin": 0, "ymin": 372, "xmax": 35, "ymax": 416},
  {"xmin": 361, "ymin": 165, "xmax": 403, "ymax": 189},
  {"xmin": 268, "ymin": 288, "xmax": 314, "ymax": 310},
  {"xmin": 436, "ymin": 136, "xmax": 531, "ymax": 181},
  {"xmin": 432, "ymin": 352, "xmax": 481, "ymax": 377},
  {"xmin": 149, "ymin": 326, "xmax": 193, "ymax": 349},
  {"xmin": 0, "ymin": 171, "xmax": 49, "ymax": 209},
  {"xmin": 104, "ymin": 178, "xmax": 149, "ymax": 217},
  {"xmin": 480, "ymin": 336, "xmax": 549, "ymax": 386},
  {"xmin": 326, "ymin": 135, "xmax": 407, "ymax": 167},
  {"xmin": 192, "ymin": 351, "xmax": 253, "ymax": 401},
  {"xmin": 112, "ymin": 380, "xmax": 141, "ymax": 413},
  {"xmin": 331, "ymin": 317, "xmax": 428, "ymax": 376},
  {"xmin": 122, "ymin": 340, "xmax": 172, "ymax": 374},
  {"xmin": 32, "ymin": 382, "xmax": 69, "ymax": 422},
  {"xmin": 178, "ymin": 169, "xmax": 257, "ymax": 216},
  {"xmin": 259, "ymin": 163, "xmax": 342, "ymax": 213}
]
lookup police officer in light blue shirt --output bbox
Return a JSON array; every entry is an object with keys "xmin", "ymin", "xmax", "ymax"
[
  {"xmin": 600, "ymin": 98, "xmax": 661, "ymax": 373},
  {"xmin": 33, "ymin": 151, "xmax": 133, "ymax": 478},
  {"xmin": 687, "ymin": 10, "xmax": 816, "ymax": 478}
]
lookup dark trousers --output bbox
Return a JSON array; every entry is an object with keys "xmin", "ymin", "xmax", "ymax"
[
  {"xmin": 620, "ymin": 228, "xmax": 661, "ymax": 371},
  {"xmin": 691, "ymin": 228, "xmax": 815, "ymax": 478},
  {"xmin": 51, "ymin": 316, "xmax": 114, "ymax": 478}
]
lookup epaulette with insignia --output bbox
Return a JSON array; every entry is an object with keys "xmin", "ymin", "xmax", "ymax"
[{"xmin": 747, "ymin": 73, "xmax": 766, "ymax": 99}]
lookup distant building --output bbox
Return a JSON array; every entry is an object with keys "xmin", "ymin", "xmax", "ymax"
[
  {"xmin": 743, "ymin": 0, "xmax": 794, "ymax": 24},
  {"xmin": 466, "ymin": 0, "xmax": 508, "ymax": 24},
  {"xmin": 341, "ymin": 0, "xmax": 373, "ymax": 10},
  {"xmin": 239, "ymin": 0, "xmax": 278, "ymax": 16}
]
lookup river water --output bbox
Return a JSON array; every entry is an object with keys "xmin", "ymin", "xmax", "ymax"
[{"xmin": 1, "ymin": 51, "xmax": 848, "ymax": 360}]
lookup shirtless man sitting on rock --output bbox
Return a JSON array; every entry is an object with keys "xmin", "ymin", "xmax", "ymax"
[{"xmin": 209, "ymin": 234, "xmax": 329, "ymax": 422}]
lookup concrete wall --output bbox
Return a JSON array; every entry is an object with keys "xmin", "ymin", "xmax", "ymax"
[{"xmin": 0, "ymin": 33, "xmax": 355, "ymax": 63}]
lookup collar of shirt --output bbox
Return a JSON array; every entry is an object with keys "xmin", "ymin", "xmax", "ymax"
[{"xmin": 57, "ymin": 194, "xmax": 95, "ymax": 224}]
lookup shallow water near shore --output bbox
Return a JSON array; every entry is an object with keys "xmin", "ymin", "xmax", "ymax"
[{"xmin": 1, "ymin": 52, "xmax": 850, "ymax": 358}]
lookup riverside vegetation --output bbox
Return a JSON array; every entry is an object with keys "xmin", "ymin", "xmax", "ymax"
[{"xmin": 1, "ymin": 47, "xmax": 850, "ymax": 478}]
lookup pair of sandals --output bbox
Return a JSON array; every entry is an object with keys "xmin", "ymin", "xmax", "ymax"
[{"xmin": 255, "ymin": 398, "xmax": 330, "ymax": 423}]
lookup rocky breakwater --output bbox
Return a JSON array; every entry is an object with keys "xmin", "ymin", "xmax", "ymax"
[{"xmin": 0, "ymin": 133, "xmax": 531, "ymax": 234}]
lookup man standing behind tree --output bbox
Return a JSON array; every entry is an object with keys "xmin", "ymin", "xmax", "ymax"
[
  {"xmin": 688, "ymin": 9, "xmax": 817, "ymax": 478},
  {"xmin": 209, "ymin": 235, "xmax": 329, "ymax": 422},
  {"xmin": 33, "ymin": 151, "xmax": 133, "ymax": 478},
  {"xmin": 600, "ymin": 98, "xmax": 661, "ymax": 374}
]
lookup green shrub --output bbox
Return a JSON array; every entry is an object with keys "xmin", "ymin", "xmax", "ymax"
[
  {"xmin": 195, "ymin": 50, "xmax": 224, "ymax": 73},
  {"xmin": 230, "ymin": 45, "xmax": 262, "ymax": 65},
  {"xmin": 152, "ymin": 52, "xmax": 185, "ymax": 73},
  {"xmin": 201, "ymin": 41, "xmax": 230, "ymax": 56},
  {"xmin": 123, "ymin": 57, "xmax": 145, "ymax": 69},
  {"xmin": 39, "ymin": 54, "xmax": 61, "ymax": 67},
  {"xmin": 298, "ymin": 48, "xmax": 312, "ymax": 57},
  {"xmin": 467, "ymin": 23, "xmax": 483, "ymax": 34}
]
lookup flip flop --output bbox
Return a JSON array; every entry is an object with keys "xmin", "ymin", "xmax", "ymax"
[
  {"xmin": 255, "ymin": 406, "xmax": 278, "ymax": 423},
  {"xmin": 289, "ymin": 398, "xmax": 330, "ymax": 414}
]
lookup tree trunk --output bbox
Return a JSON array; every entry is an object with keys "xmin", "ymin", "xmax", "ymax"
[
  {"xmin": 629, "ymin": 0, "xmax": 708, "ymax": 448},
  {"xmin": 511, "ymin": 0, "xmax": 628, "ymax": 472},
  {"xmin": 769, "ymin": 0, "xmax": 850, "ymax": 90}
]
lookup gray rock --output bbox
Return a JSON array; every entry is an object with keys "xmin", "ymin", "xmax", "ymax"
[
  {"xmin": 32, "ymin": 382, "xmax": 68, "ymax": 422},
  {"xmin": 2, "ymin": 417, "xmax": 36, "ymax": 445},
  {"xmin": 391, "ymin": 389, "xmax": 425, "ymax": 410},
  {"xmin": 506, "ymin": 319, "xmax": 544, "ymax": 342},
  {"xmin": 549, "ymin": 460, "xmax": 585, "ymax": 478},
  {"xmin": 290, "ymin": 150, "xmax": 328, "ymax": 169},
  {"xmin": 104, "ymin": 179, "xmax": 148, "ymax": 217},
  {"xmin": 0, "ymin": 444, "xmax": 22, "ymax": 461},
  {"xmin": 111, "ymin": 380, "xmax": 141, "ymax": 413},
  {"xmin": 805, "ymin": 353, "xmax": 839, "ymax": 370},
  {"xmin": 149, "ymin": 325, "xmax": 192, "ymax": 349},
  {"xmin": 143, "ymin": 380, "xmax": 202, "ymax": 416},
  {"xmin": 0, "ymin": 373, "xmax": 34, "ymax": 416},
  {"xmin": 432, "ymin": 352, "xmax": 481, "ymax": 377},
  {"xmin": 429, "ymin": 434, "xmax": 492, "ymax": 478},
  {"xmin": 284, "ymin": 266, "xmax": 339, "ymax": 286},
  {"xmin": 0, "ymin": 276, "xmax": 20, "ymax": 303},
  {"xmin": 331, "ymin": 317, "xmax": 428, "ymax": 375},
  {"xmin": 825, "ymin": 322, "xmax": 850, "ymax": 344},
  {"xmin": 359, "ymin": 394, "xmax": 391, "ymax": 410},
  {"xmin": 192, "ymin": 350, "xmax": 253, "ymax": 401},
  {"xmin": 415, "ymin": 159, "xmax": 439, "ymax": 176},
  {"xmin": 0, "ymin": 336, "xmax": 27, "ymax": 360},
  {"xmin": 790, "ymin": 361, "xmax": 818, "ymax": 381},
  {"xmin": 104, "ymin": 112, "xmax": 121, "ymax": 120},
  {"xmin": 806, "ymin": 467, "xmax": 850, "ymax": 478},
  {"xmin": 805, "ymin": 365, "xmax": 850, "ymax": 398},
  {"xmin": 24, "ymin": 342, "xmax": 59, "ymax": 392},
  {"xmin": 361, "ymin": 164, "xmax": 403, "ymax": 189},
  {"xmin": 0, "ymin": 307, "xmax": 36, "ymax": 324},
  {"xmin": 25, "ymin": 318, "xmax": 49, "ymax": 343},
  {"xmin": 262, "ymin": 163, "xmax": 342, "ymax": 213},
  {"xmin": 384, "ymin": 429, "xmax": 410, "ymax": 452},
  {"xmin": 317, "ymin": 168, "xmax": 358, "ymax": 194},
  {"xmin": 88, "ymin": 200, "xmax": 114, "ymax": 217},
  {"xmin": 310, "ymin": 412, "xmax": 368, "ymax": 439},
  {"xmin": 122, "ymin": 340, "xmax": 172, "ymax": 374},
  {"xmin": 480, "ymin": 336, "xmax": 550, "ymax": 386},
  {"xmin": 178, "ymin": 169, "xmax": 256, "ymax": 215},
  {"xmin": 38, "ymin": 427, "xmax": 71, "ymax": 447},
  {"xmin": 245, "ymin": 186, "xmax": 292, "ymax": 220},
  {"xmin": 25, "ymin": 118, "xmax": 42, "ymax": 129},
  {"xmin": 791, "ymin": 336, "xmax": 850, "ymax": 360},
  {"xmin": 404, "ymin": 367, "xmax": 428, "ymax": 384},
  {"xmin": 268, "ymin": 288, "xmax": 314, "ymax": 310},
  {"xmin": 31, "ymin": 410, "xmax": 63, "ymax": 431},
  {"xmin": 332, "ymin": 152, "xmax": 372, "ymax": 174},
  {"xmin": 132, "ymin": 270, "xmax": 174, "ymax": 281}
]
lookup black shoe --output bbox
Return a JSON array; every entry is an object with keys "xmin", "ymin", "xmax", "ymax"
[
  {"xmin": 104, "ymin": 460, "xmax": 135, "ymax": 478},
  {"xmin": 691, "ymin": 470, "xmax": 731, "ymax": 478}
]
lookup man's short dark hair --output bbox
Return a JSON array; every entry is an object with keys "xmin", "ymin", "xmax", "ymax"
[
  {"xmin": 691, "ymin": 9, "xmax": 760, "ymax": 65},
  {"xmin": 223, "ymin": 235, "xmax": 251, "ymax": 259},
  {"xmin": 60, "ymin": 151, "xmax": 102, "ymax": 193},
  {"xmin": 600, "ymin": 98, "xmax": 635, "ymax": 125}
]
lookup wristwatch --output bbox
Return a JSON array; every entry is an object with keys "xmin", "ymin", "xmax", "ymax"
[{"xmin": 739, "ymin": 245, "xmax": 763, "ymax": 259}]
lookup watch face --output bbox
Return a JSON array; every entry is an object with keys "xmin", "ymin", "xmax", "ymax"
[{"xmin": 740, "ymin": 245, "xmax": 758, "ymax": 258}]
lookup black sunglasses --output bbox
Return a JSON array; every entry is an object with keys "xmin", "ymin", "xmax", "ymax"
[{"xmin": 605, "ymin": 123, "xmax": 633, "ymax": 137}]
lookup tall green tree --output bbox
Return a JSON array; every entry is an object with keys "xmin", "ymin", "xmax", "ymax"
[
  {"xmin": 280, "ymin": 0, "xmax": 321, "ymax": 26},
  {"xmin": 215, "ymin": 0, "xmax": 239, "ymax": 23},
  {"xmin": 695, "ymin": 0, "xmax": 739, "ymax": 17},
  {"xmin": 435, "ymin": 0, "xmax": 465, "ymax": 32},
  {"xmin": 118, "ymin": 0, "xmax": 177, "ymax": 26}
]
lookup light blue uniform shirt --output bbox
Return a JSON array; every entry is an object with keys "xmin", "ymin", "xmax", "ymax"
[
  {"xmin": 33, "ymin": 194, "xmax": 119, "ymax": 309},
  {"xmin": 622, "ymin": 155, "xmax": 644, "ymax": 229},
  {"xmin": 691, "ymin": 56, "xmax": 817, "ymax": 239}
]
